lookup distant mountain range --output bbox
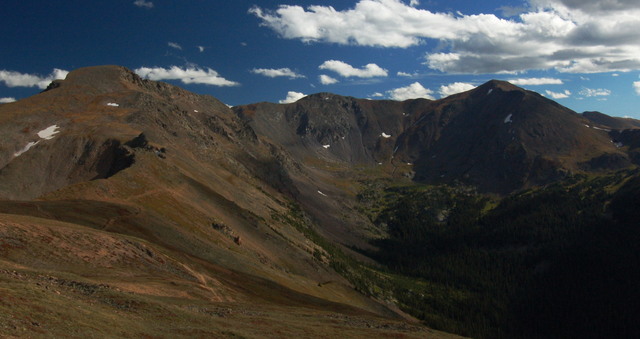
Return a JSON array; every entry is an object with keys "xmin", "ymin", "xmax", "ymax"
[{"xmin": 1, "ymin": 65, "xmax": 638, "ymax": 338}]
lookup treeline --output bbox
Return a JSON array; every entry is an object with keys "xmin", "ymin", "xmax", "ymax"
[{"xmin": 365, "ymin": 171, "xmax": 640, "ymax": 338}]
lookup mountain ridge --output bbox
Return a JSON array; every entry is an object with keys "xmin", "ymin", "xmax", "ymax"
[{"xmin": 1, "ymin": 65, "xmax": 639, "ymax": 338}]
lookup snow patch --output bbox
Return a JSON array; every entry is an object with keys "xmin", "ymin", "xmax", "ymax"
[
  {"xmin": 13, "ymin": 124, "xmax": 61, "ymax": 157},
  {"xmin": 194, "ymin": 110, "xmax": 199, "ymax": 113},
  {"xmin": 613, "ymin": 141, "xmax": 623, "ymax": 148},
  {"xmin": 381, "ymin": 132, "xmax": 391, "ymax": 138},
  {"xmin": 323, "ymin": 144, "xmax": 331, "ymax": 149},
  {"xmin": 317, "ymin": 190, "xmax": 327, "ymax": 197},
  {"xmin": 487, "ymin": 89, "xmax": 493, "ymax": 95},
  {"xmin": 37, "ymin": 125, "xmax": 60, "ymax": 140},
  {"xmin": 107, "ymin": 102, "xmax": 119, "ymax": 107},
  {"xmin": 504, "ymin": 114, "xmax": 513, "ymax": 123},
  {"xmin": 13, "ymin": 141, "xmax": 40, "ymax": 157}
]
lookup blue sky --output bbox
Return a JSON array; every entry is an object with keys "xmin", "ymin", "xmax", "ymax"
[{"xmin": 1, "ymin": 0, "xmax": 639, "ymax": 118}]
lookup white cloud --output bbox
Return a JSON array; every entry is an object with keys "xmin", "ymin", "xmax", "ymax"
[
  {"xmin": 251, "ymin": 67, "xmax": 305, "ymax": 79},
  {"xmin": 133, "ymin": 0, "xmax": 153, "ymax": 9},
  {"xmin": 397, "ymin": 71, "xmax": 412, "ymax": 77},
  {"xmin": 370, "ymin": 92, "xmax": 384, "ymax": 97},
  {"xmin": 387, "ymin": 82, "xmax": 435, "ymax": 101},
  {"xmin": 0, "ymin": 97, "xmax": 16, "ymax": 103},
  {"xmin": 252, "ymin": 0, "xmax": 640, "ymax": 74},
  {"xmin": 634, "ymin": 81, "xmax": 640, "ymax": 95},
  {"xmin": 319, "ymin": 60, "xmax": 388, "ymax": 78},
  {"xmin": 134, "ymin": 66, "xmax": 239, "ymax": 87},
  {"xmin": 545, "ymin": 89, "xmax": 571, "ymax": 99},
  {"xmin": 579, "ymin": 87, "xmax": 611, "ymax": 97},
  {"xmin": 168, "ymin": 42, "xmax": 182, "ymax": 50},
  {"xmin": 279, "ymin": 91, "xmax": 306, "ymax": 103},
  {"xmin": 439, "ymin": 82, "xmax": 476, "ymax": 97},
  {"xmin": 508, "ymin": 77, "xmax": 564, "ymax": 85},
  {"xmin": 319, "ymin": 74, "xmax": 339, "ymax": 85},
  {"xmin": 0, "ymin": 69, "xmax": 68, "ymax": 89},
  {"xmin": 197, "ymin": 46, "xmax": 205, "ymax": 52},
  {"xmin": 409, "ymin": 0, "xmax": 420, "ymax": 6}
]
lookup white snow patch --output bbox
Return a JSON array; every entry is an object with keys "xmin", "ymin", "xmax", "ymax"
[
  {"xmin": 381, "ymin": 132, "xmax": 391, "ymax": 138},
  {"xmin": 194, "ymin": 110, "xmax": 199, "ymax": 113},
  {"xmin": 13, "ymin": 124, "xmax": 61, "ymax": 157},
  {"xmin": 37, "ymin": 125, "xmax": 60, "ymax": 140},
  {"xmin": 107, "ymin": 102, "xmax": 119, "ymax": 107},
  {"xmin": 487, "ymin": 89, "xmax": 493, "ymax": 95},
  {"xmin": 323, "ymin": 144, "xmax": 331, "ymax": 149},
  {"xmin": 613, "ymin": 141, "xmax": 623, "ymax": 148},
  {"xmin": 504, "ymin": 114, "xmax": 513, "ymax": 123},
  {"xmin": 13, "ymin": 141, "xmax": 40, "ymax": 157},
  {"xmin": 591, "ymin": 126, "xmax": 611, "ymax": 132},
  {"xmin": 317, "ymin": 190, "xmax": 327, "ymax": 197}
]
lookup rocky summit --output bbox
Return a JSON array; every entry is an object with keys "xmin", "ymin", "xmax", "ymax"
[{"xmin": 1, "ymin": 65, "xmax": 639, "ymax": 338}]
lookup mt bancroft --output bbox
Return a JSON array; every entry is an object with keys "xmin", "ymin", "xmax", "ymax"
[{"xmin": 0, "ymin": 65, "xmax": 638, "ymax": 338}]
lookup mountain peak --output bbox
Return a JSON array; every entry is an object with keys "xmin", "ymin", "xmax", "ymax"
[
  {"xmin": 479, "ymin": 79, "xmax": 524, "ymax": 92},
  {"xmin": 47, "ymin": 65, "xmax": 143, "ymax": 93}
]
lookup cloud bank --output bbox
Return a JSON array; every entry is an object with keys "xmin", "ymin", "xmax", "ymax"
[
  {"xmin": 387, "ymin": 82, "xmax": 434, "ymax": 100},
  {"xmin": 545, "ymin": 89, "xmax": 571, "ymax": 99},
  {"xmin": 134, "ymin": 66, "xmax": 239, "ymax": 86},
  {"xmin": 319, "ymin": 60, "xmax": 388, "ymax": 78},
  {"xmin": 0, "ymin": 69, "xmax": 69, "ymax": 89},
  {"xmin": 252, "ymin": 0, "xmax": 640, "ymax": 74},
  {"xmin": 251, "ymin": 68, "xmax": 305, "ymax": 79},
  {"xmin": 279, "ymin": 91, "xmax": 306, "ymax": 103},
  {"xmin": 319, "ymin": 74, "xmax": 339, "ymax": 85},
  {"xmin": 508, "ymin": 77, "xmax": 564, "ymax": 85},
  {"xmin": 439, "ymin": 82, "xmax": 476, "ymax": 97},
  {"xmin": 0, "ymin": 97, "xmax": 16, "ymax": 103}
]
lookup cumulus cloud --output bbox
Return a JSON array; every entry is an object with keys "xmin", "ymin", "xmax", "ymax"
[
  {"xmin": 252, "ymin": 0, "xmax": 640, "ymax": 74},
  {"xmin": 279, "ymin": 91, "xmax": 306, "ymax": 103},
  {"xmin": 134, "ymin": 66, "xmax": 239, "ymax": 86},
  {"xmin": 133, "ymin": 0, "xmax": 153, "ymax": 9},
  {"xmin": 634, "ymin": 81, "xmax": 640, "ymax": 95},
  {"xmin": 319, "ymin": 74, "xmax": 339, "ymax": 85},
  {"xmin": 319, "ymin": 60, "xmax": 388, "ymax": 78},
  {"xmin": 387, "ymin": 82, "xmax": 435, "ymax": 101},
  {"xmin": 0, "ymin": 97, "xmax": 16, "ymax": 103},
  {"xmin": 168, "ymin": 42, "xmax": 182, "ymax": 50},
  {"xmin": 251, "ymin": 67, "xmax": 305, "ymax": 79},
  {"xmin": 0, "ymin": 69, "xmax": 68, "ymax": 89},
  {"xmin": 508, "ymin": 77, "xmax": 564, "ymax": 85},
  {"xmin": 439, "ymin": 82, "xmax": 476, "ymax": 97},
  {"xmin": 197, "ymin": 46, "xmax": 206, "ymax": 52},
  {"xmin": 579, "ymin": 87, "xmax": 611, "ymax": 97},
  {"xmin": 545, "ymin": 89, "xmax": 571, "ymax": 99}
]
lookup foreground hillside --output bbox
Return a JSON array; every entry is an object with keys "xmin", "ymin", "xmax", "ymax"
[
  {"xmin": 0, "ymin": 66, "xmax": 459, "ymax": 338},
  {"xmin": 1, "ymin": 65, "xmax": 639, "ymax": 338}
]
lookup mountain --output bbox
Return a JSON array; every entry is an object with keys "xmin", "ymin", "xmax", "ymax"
[
  {"xmin": 0, "ymin": 65, "xmax": 455, "ymax": 338},
  {"xmin": 235, "ymin": 80, "xmax": 637, "ymax": 193},
  {"xmin": 1, "ymin": 65, "xmax": 638, "ymax": 338}
]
